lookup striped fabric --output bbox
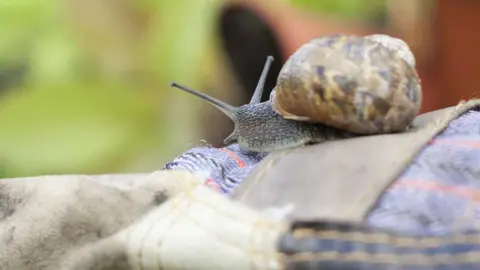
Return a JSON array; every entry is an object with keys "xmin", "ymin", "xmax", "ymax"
[
  {"xmin": 368, "ymin": 109, "xmax": 480, "ymax": 235},
  {"xmin": 163, "ymin": 143, "xmax": 268, "ymax": 194},
  {"xmin": 164, "ymin": 109, "xmax": 480, "ymax": 235},
  {"xmin": 279, "ymin": 220, "xmax": 480, "ymax": 269}
]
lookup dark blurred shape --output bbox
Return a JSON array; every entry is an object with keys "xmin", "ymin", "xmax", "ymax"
[
  {"xmin": 218, "ymin": 4, "xmax": 283, "ymax": 102},
  {"xmin": 0, "ymin": 62, "xmax": 28, "ymax": 95}
]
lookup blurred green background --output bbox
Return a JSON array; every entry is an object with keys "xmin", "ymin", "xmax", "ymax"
[{"xmin": 0, "ymin": 0, "xmax": 387, "ymax": 178}]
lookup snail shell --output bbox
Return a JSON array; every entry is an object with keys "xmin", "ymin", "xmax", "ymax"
[{"xmin": 271, "ymin": 34, "xmax": 422, "ymax": 134}]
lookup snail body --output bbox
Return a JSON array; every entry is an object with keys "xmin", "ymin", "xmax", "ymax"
[{"xmin": 170, "ymin": 34, "xmax": 422, "ymax": 153}]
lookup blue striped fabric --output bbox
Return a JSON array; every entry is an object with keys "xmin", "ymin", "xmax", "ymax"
[
  {"xmin": 278, "ymin": 221, "xmax": 480, "ymax": 270},
  {"xmin": 368, "ymin": 109, "xmax": 480, "ymax": 235},
  {"xmin": 280, "ymin": 221, "xmax": 480, "ymax": 269},
  {"xmin": 163, "ymin": 143, "xmax": 267, "ymax": 194}
]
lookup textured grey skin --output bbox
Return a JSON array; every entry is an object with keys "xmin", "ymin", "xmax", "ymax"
[{"xmin": 231, "ymin": 101, "xmax": 353, "ymax": 152}]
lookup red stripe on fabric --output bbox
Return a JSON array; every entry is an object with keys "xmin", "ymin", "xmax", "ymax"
[
  {"xmin": 391, "ymin": 179, "xmax": 480, "ymax": 201},
  {"xmin": 431, "ymin": 138, "xmax": 480, "ymax": 149},
  {"xmin": 205, "ymin": 177, "xmax": 221, "ymax": 191},
  {"xmin": 218, "ymin": 148, "xmax": 247, "ymax": 168}
]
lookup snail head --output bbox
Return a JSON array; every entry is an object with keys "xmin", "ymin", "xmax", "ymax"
[{"xmin": 169, "ymin": 56, "xmax": 275, "ymax": 146}]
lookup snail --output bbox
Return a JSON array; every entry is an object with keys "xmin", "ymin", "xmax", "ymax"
[{"xmin": 170, "ymin": 34, "xmax": 422, "ymax": 153}]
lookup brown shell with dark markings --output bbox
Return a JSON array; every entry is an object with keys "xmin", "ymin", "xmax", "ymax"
[{"xmin": 271, "ymin": 34, "xmax": 423, "ymax": 134}]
